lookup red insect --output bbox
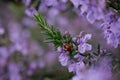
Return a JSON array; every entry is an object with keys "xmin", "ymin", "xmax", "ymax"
[{"xmin": 64, "ymin": 44, "xmax": 72, "ymax": 51}]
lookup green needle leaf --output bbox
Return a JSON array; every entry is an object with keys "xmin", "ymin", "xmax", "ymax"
[{"xmin": 34, "ymin": 12, "xmax": 68, "ymax": 49}]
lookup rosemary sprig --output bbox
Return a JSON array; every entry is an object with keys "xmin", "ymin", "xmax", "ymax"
[
  {"xmin": 34, "ymin": 13, "xmax": 69, "ymax": 49},
  {"xmin": 34, "ymin": 13, "xmax": 120, "ymax": 70}
]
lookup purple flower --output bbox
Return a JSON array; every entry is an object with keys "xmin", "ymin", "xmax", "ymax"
[
  {"xmin": 101, "ymin": 12, "xmax": 120, "ymax": 48},
  {"xmin": 0, "ymin": 47, "xmax": 9, "ymax": 58},
  {"xmin": 68, "ymin": 63, "xmax": 76, "ymax": 72},
  {"xmin": 83, "ymin": 34, "xmax": 92, "ymax": 42},
  {"xmin": 75, "ymin": 62, "xmax": 85, "ymax": 74},
  {"xmin": 29, "ymin": 62, "xmax": 37, "ymax": 69},
  {"xmin": 57, "ymin": 46, "xmax": 63, "ymax": 53},
  {"xmin": 8, "ymin": 63, "xmax": 21, "ymax": 80},
  {"xmin": 86, "ymin": 1, "xmax": 104, "ymax": 23},
  {"xmin": 68, "ymin": 61, "xmax": 85, "ymax": 73},
  {"xmin": 25, "ymin": 7, "xmax": 37, "ymax": 17},
  {"xmin": 38, "ymin": 60, "xmax": 45, "ymax": 68},
  {"xmin": 0, "ymin": 27, "xmax": 5, "ymax": 35},
  {"xmin": 78, "ymin": 43, "xmax": 92, "ymax": 53},
  {"xmin": 77, "ymin": 33, "xmax": 92, "ymax": 53},
  {"xmin": 58, "ymin": 52, "xmax": 69, "ymax": 66},
  {"xmin": 74, "ymin": 54, "xmax": 84, "ymax": 61},
  {"xmin": 71, "ymin": 0, "xmax": 105, "ymax": 23}
]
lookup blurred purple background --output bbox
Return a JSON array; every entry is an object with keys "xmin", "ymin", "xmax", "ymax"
[{"xmin": 0, "ymin": 0, "xmax": 120, "ymax": 80}]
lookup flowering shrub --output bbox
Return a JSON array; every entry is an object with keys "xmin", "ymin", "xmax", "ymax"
[{"xmin": 34, "ymin": 13, "xmax": 120, "ymax": 80}]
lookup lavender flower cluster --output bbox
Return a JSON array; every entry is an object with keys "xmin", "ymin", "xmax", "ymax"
[
  {"xmin": 57, "ymin": 33, "xmax": 92, "ymax": 80},
  {"xmin": 56, "ymin": 32, "xmax": 112, "ymax": 80},
  {"xmin": 0, "ymin": 2, "xmax": 58, "ymax": 80},
  {"xmin": 0, "ymin": 21, "xmax": 46, "ymax": 80},
  {"xmin": 58, "ymin": 32, "xmax": 92, "ymax": 66},
  {"xmin": 70, "ymin": 0, "xmax": 120, "ymax": 48}
]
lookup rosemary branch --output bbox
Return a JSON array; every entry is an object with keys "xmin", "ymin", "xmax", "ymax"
[
  {"xmin": 34, "ymin": 13, "xmax": 120, "ymax": 70},
  {"xmin": 34, "ymin": 13, "xmax": 70, "ymax": 49}
]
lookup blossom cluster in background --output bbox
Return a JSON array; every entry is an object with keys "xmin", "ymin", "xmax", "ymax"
[
  {"xmin": 0, "ymin": 1, "xmax": 64, "ymax": 80},
  {"xmin": 23, "ymin": 0, "xmax": 120, "ymax": 48}
]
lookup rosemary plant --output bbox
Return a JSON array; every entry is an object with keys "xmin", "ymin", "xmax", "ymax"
[
  {"xmin": 34, "ymin": 12, "xmax": 120, "ymax": 73},
  {"xmin": 34, "ymin": 13, "xmax": 72, "ymax": 49}
]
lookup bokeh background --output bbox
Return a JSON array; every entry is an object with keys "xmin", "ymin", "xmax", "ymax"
[{"xmin": 0, "ymin": 0, "xmax": 120, "ymax": 80}]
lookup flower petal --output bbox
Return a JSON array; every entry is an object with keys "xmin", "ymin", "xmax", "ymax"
[
  {"xmin": 84, "ymin": 34, "xmax": 92, "ymax": 42},
  {"xmin": 58, "ymin": 53, "xmax": 69, "ymax": 66},
  {"xmin": 78, "ymin": 44, "xmax": 86, "ymax": 53},
  {"xmin": 85, "ymin": 43, "xmax": 92, "ymax": 51}
]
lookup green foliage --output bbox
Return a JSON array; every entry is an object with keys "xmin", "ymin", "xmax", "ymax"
[{"xmin": 34, "ymin": 13, "xmax": 70, "ymax": 49}]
